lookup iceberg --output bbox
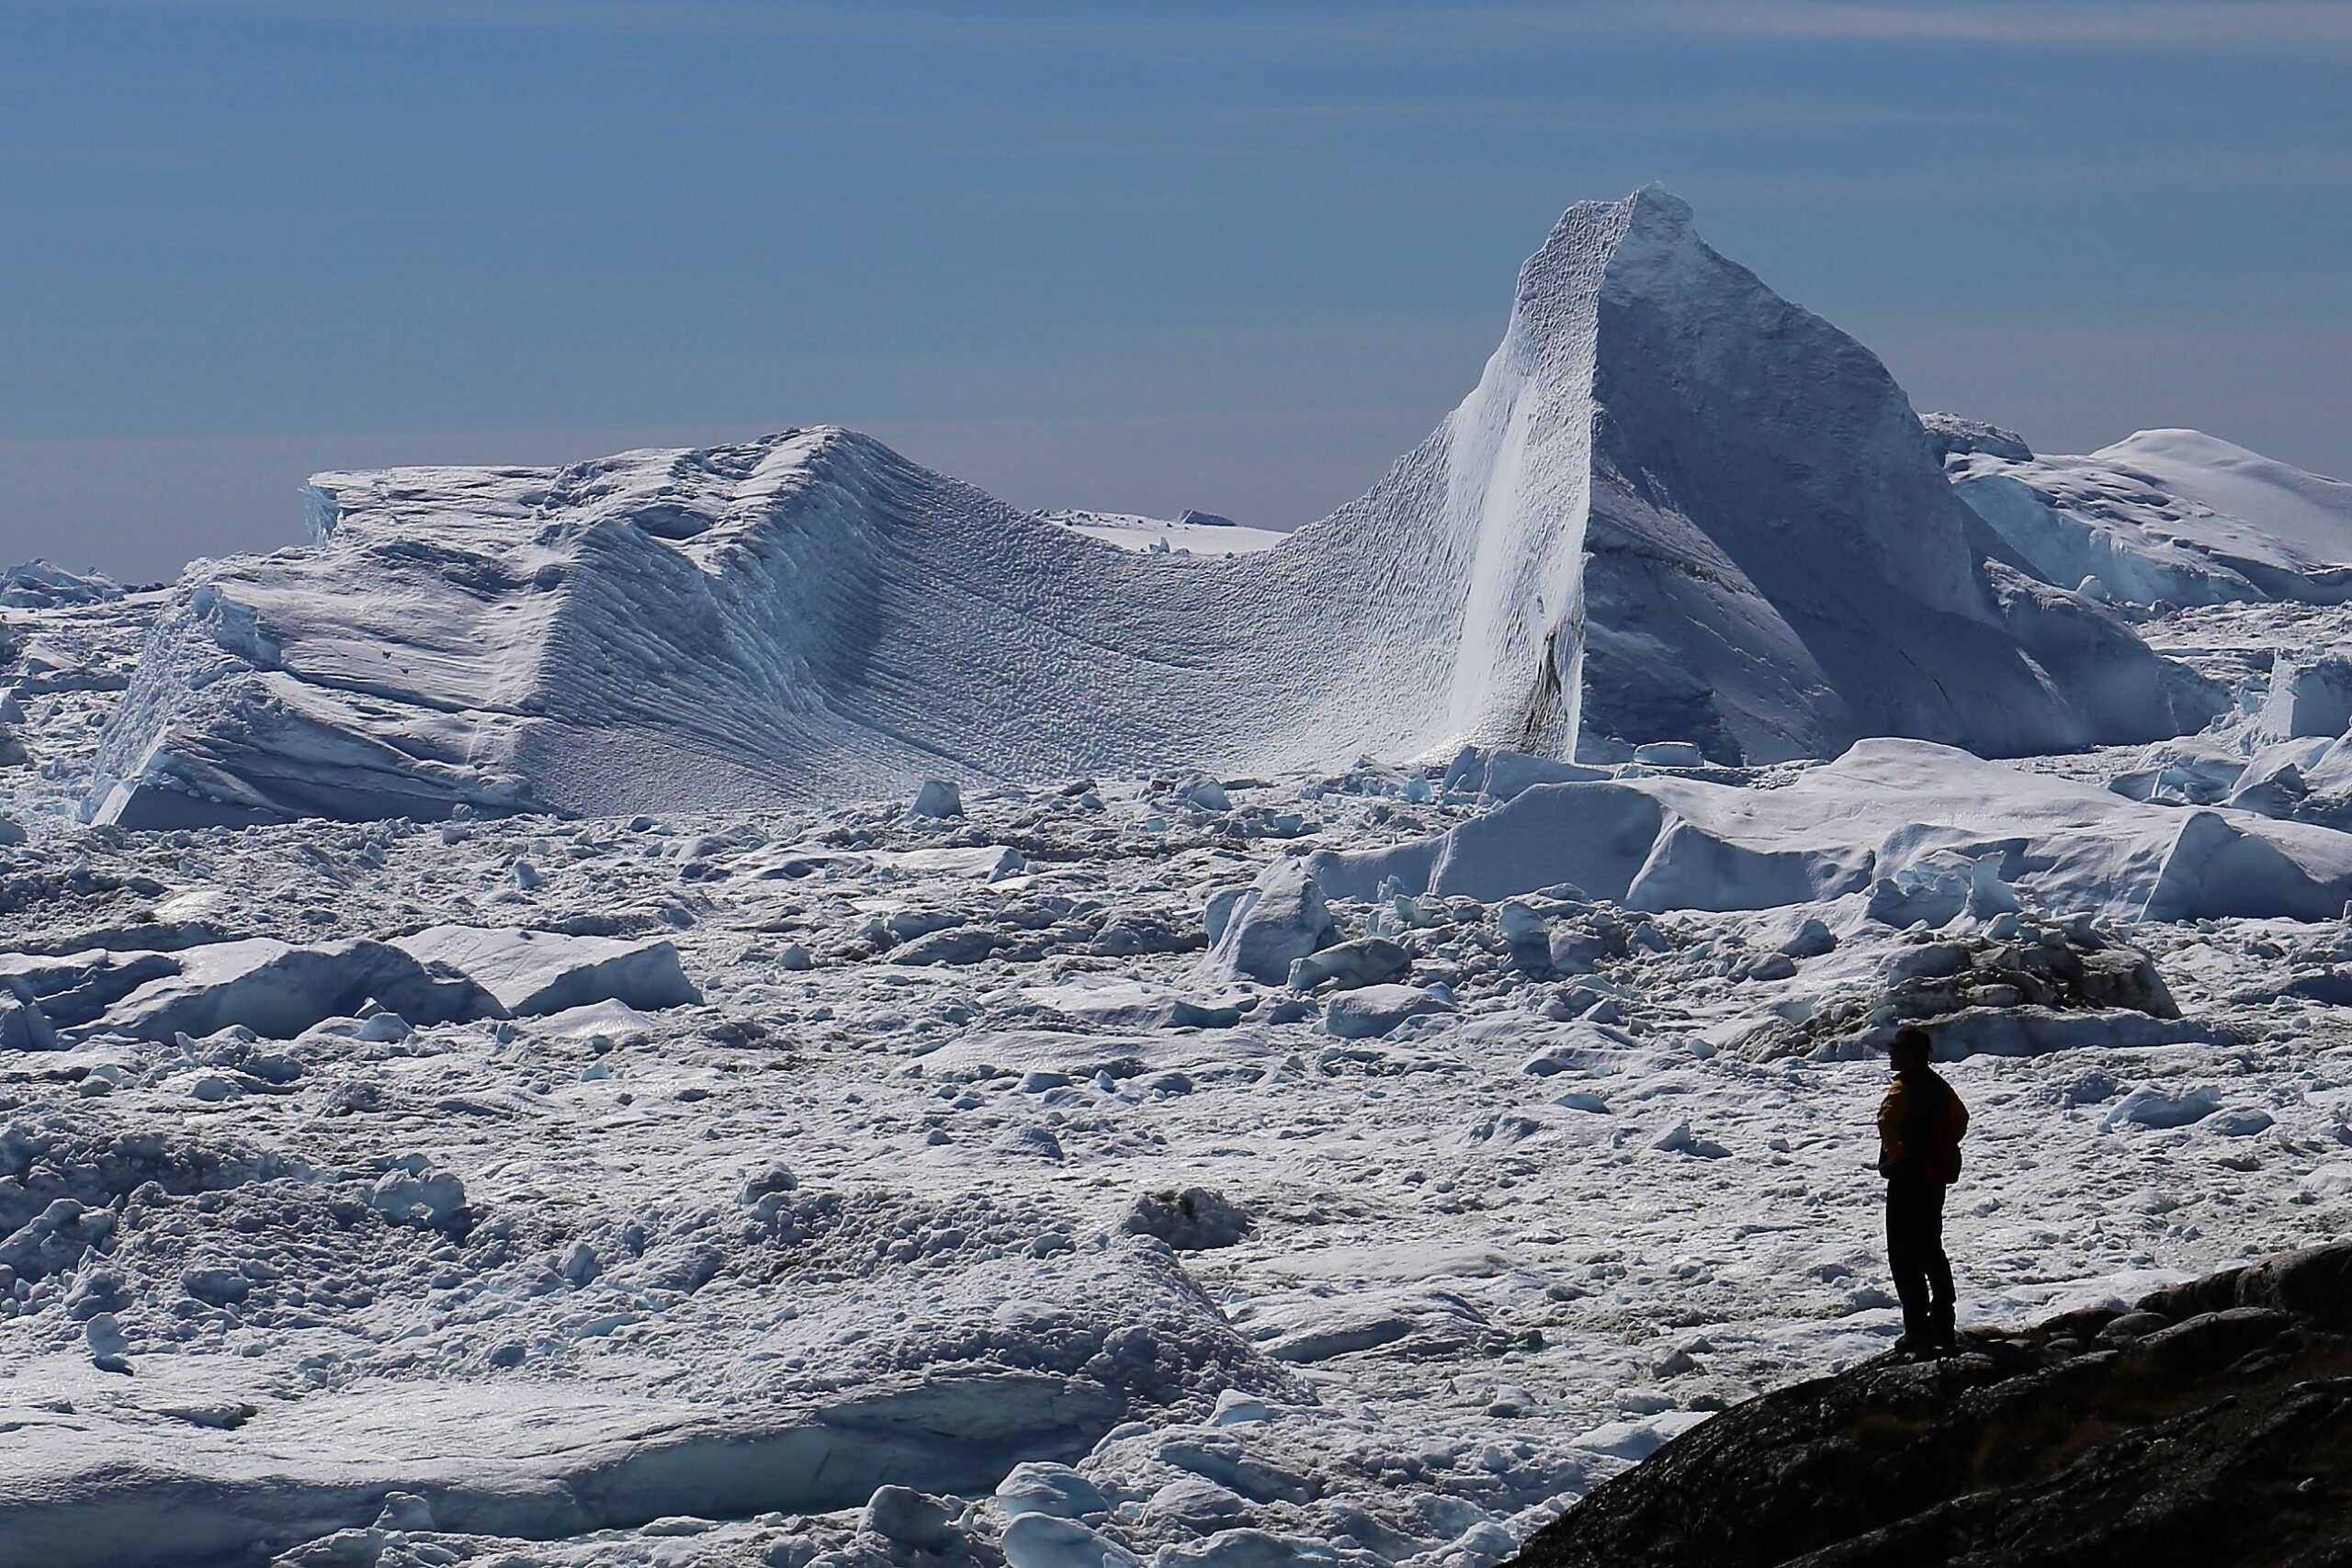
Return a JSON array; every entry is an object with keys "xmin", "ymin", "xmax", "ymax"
[
  {"xmin": 1938, "ymin": 422, "xmax": 2352, "ymax": 606},
  {"xmin": 1306, "ymin": 739, "xmax": 2352, "ymax": 925},
  {"xmin": 86, "ymin": 190, "xmax": 2214, "ymax": 826}
]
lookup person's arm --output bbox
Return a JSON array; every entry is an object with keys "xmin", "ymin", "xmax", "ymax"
[{"xmin": 1877, "ymin": 1081, "xmax": 1909, "ymax": 1173}]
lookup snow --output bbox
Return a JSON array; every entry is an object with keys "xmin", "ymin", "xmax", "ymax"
[{"xmin": 10, "ymin": 186, "xmax": 2352, "ymax": 1568}]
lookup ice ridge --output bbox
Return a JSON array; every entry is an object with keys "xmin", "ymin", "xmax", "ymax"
[
  {"xmin": 89, "ymin": 190, "xmax": 2215, "ymax": 825},
  {"xmin": 1939, "ymin": 424, "xmax": 2352, "ymax": 607}
]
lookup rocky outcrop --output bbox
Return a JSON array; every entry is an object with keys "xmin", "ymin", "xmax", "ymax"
[
  {"xmin": 1508, "ymin": 1241, "xmax": 2352, "ymax": 1568},
  {"xmin": 1781, "ymin": 916, "xmax": 2188, "ymax": 1061}
]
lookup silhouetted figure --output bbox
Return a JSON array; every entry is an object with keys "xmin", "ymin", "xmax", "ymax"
[{"xmin": 1877, "ymin": 1026, "xmax": 1968, "ymax": 1356}]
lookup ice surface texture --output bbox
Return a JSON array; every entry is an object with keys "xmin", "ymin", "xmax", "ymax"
[
  {"xmin": 1944, "ymin": 426, "xmax": 2352, "ymax": 608},
  {"xmin": 1308, "ymin": 739, "xmax": 2352, "ymax": 924},
  {"xmin": 86, "ymin": 190, "xmax": 2212, "ymax": 826}
]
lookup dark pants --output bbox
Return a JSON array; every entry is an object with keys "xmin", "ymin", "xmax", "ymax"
[{"xmin": 1885, "ymin": 1176, "xmax": 1954, "ymax": 1348}]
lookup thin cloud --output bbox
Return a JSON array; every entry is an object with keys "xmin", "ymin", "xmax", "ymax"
[
  {"xmin": 1540, "ymin": 0, "xmax": 2352, "ymax": 53},
  {"xmin": 72, "ymin": 0, "xmax": 2352, "ymax": 54}
]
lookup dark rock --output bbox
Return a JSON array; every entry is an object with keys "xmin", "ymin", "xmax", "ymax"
[
  {"xmin": 1509, "ymin": 1240, "xmax": 2352, "ymax": 1568},
  {"xmin": 1786, "ymin": 919, "xmax": 2183, "ymax": 1059},
  {"xmin": 1122, "ymin": 1186, "xmax": 1251, "ymax": 1251}
]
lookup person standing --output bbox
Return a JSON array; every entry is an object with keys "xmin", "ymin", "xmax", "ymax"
[{"xmin": 1877, "ymin": 1026, "xmax": 1969, "ymax": 1357}]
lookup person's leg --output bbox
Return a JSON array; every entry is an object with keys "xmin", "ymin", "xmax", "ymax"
[
  {"xmin": 1885, "ymin": 1181, "xmax": 1931, "ymax": 1349},
  {"xmin": 1925, "ymin": 1182, "xmax": 1957, "ymax": 1350}
]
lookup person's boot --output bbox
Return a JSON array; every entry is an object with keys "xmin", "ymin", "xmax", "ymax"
[{"xmin": 1930, "ymin": 1304, "xmax": 1958, "ymax": 1357}]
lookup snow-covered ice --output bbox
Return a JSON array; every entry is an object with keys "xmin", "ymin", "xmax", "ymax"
[
  {"xmin": 8, "ymin": 689, "xmax": 2352, "ymax": 1565},
  {"xmin": 6, "ymin": 185, "xmax": 2352, "ymax": 1568},
  {"xmin": 1938, "ymin": 421, "xmax": 2352, "ymax": 607},
  {"xmin": 1037, "ymin": 511, "xmax": 1292, "ymax": 558},
  {"xmin": 1307, "ymin": 737, "xmax": 2352, "ymax": 923}
]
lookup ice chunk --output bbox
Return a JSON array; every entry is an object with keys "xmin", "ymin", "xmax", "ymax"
[
  {"xmin": 1918, "ymin": 1008, "xmax": 2223, "ymax": 1060},
  {"xmin": 1569, "ymin": 1410, "xmax": 1712, "ymax": 1461},
  {"xmin": 1320, "ymin": 985, "xmax": 1451, "ymax": 1041},
  {"xmin": 1310, "ymin": 739, "xmax": 2352, "ymax": 925},
  {"xmin": 1122, "ymin": 1188, "xmax": 1251, "ymax": 1251},
  {"xmin": 1002, "ymin": 1514, "xmax": 1142, "ymax": 1568},
  {"xmin": 83, "ymin": 1312, "xmax": 131, "ymax": 1373},
  {"xmin": 1778, "ymin": 918, "xmax": 1838, "ymax": 958},
  {"xmin": 996, "ymin": 1463, "xmax": 1110, "ymax": 1521},
  {"xmin": 2, "ymin": 558, "xmax": 127, "ymax": 608},
  {"xmin": 1285, "ymin": 938, "xmax": 1410, "ymax": 993},
  {"xmin": 1648, "ymin": 1122, "xmax": 1730, "ymax": 1159},
  {"xmin": 1177, "ymin": 775, "xmax": 1232, "ymax": 812},
  {"xmin": 0, "ymin": 989, "xmax": 54, "ymax": 1050},
  {"xmin": 861, "ymin": 1484, "xmax": 956, "ymax": 1550},
  {"xmin": 874, "ymin": 845, "xmax": 1026, "ymax": 880},
  {"xmin": 910, "ymin": 779, "xmax": 965, "ymax": 818},
  {"xmin": 1920, "ymin": 412, "xmax": 2032, "ymax": 463},
  {"xmin": 390, "ymin": 926, "xmax": 698, "ymax": 1017},
  {"xmin": 1204, "ymin": 860, "xmax": 1336, "ymax": 986},
  {"xmin": 2260, "ymin": 655, "xmax": 2352, "ymax": 739},
  {"xmin": 368, "ymin": 1163, "xmax": 469, "ymax": 1231},
  {"xmin": 2104, "ymin": 1085, "xmax": 2223, "ymax": 1130},
  {"xmin": 1478, "ymin": 751, "xmax": 1611, "ymax": 801},
  {"xmin": 88, "ymin": 938, "xmax": 497, "ymax": 1043},
  {"xmin": 1946, "ymin": 426, "xmax": 2352, "ymax": 607},
  {"xmin": 1203, "ymin": 887, "xmax": 1253, "ymax": 945},
  {"xmin": 888, "ymin": 926, "xmax": 1000, "ymax": 966}
]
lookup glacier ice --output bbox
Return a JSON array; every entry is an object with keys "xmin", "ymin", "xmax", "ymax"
[
  {"xmin": 17, "ymin": 186, "xmax": 2352, "ymax": 1568},
  {"xmin": 1306, "ymin": 739, "xmax": 2352, "ymax": 925},
  {"xmin": 1204, "ymin": 859, "xmax": 1338, "ymax": 987},
  {"xmin": 88, "ymin": 189, "xmax": 2216, "ymax": 826},
  {"xmin": 1941, "ymin": 424, "xmax": 2352, "ymax": 607}
]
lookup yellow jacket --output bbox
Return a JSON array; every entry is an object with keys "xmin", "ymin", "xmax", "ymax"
[{"xmin": 1878, "ymin": 1068, "xmax": 1969, "ymax": 1182}]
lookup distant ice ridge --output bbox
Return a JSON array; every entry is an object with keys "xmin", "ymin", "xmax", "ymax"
[
  {"xmin": 0, "ymin": 559, "xmax": 129, "ymax": 609},
  {"xmin": 1308, "ymin": 739, "xmax": 2352, "ymax": 926},
  {"xmin": 1038, "ymin": 509, "xmax": 1291, "ymax": 557},
  {"xmin": 1930, "ymin": 419, "xmax": 2352, "ymax": 607},
  {"xmin": 89, "ymin": 190, "xmax": 2216, "ymax": 826}
]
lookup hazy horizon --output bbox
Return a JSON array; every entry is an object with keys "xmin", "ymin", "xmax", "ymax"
[{"xmin": 6, "ymin": 0, "xmax": 2347, "ymax": 581}]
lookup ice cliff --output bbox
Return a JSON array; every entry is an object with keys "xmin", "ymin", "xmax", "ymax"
[{"xmin": 88, "ymin": 189, "xmax": 2217, "ymax": 826}]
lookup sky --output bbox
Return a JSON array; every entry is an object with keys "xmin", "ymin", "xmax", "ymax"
[{"xmin": 3, "ymin": 0, "xmax": 2347, "ymax": 581}]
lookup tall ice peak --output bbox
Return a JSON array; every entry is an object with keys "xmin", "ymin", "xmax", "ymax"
[{"xmin": 84, "ymin": 190, "xmax": 2211, "ymax": 825}]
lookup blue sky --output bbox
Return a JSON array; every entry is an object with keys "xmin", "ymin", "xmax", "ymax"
[{"xmin": 4, "ymin": 0, "xmax": 2347, "ymax": 579}]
